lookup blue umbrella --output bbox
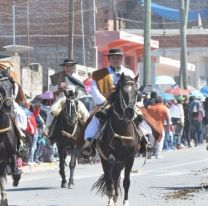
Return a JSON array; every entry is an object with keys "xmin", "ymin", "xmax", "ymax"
[
  {"xmin": 200, "ymin": 87, "xmax": 208, "ymax": 96},
  {"xmin": 155, "ymin": 75, "xmax": 176, "ymax": 85},
  {"xmin": 191, "ymin": 90, "xmax": 206, "ymax": 99},
  {"xmin": 158, "ymin": 92, "xmax": 175, "ymax": 101}
]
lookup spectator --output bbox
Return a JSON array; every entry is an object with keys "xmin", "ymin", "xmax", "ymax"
[
  {"xmin": 182, "ymin": 96, "xmax": 191, "ymax": 147},
  {"xmin": 169, "ymin": 97, "xmax": 185, "ymax": 149},
  {"xmin": 188, "ymin": 96, "xmax": 205, "ymax": 146},
  {"xmin": 147, "ymin": 96, "xmax": 171, "ymax": 159}
]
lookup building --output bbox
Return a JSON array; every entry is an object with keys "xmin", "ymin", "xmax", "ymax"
[{"xmin": 0, "ymin": 0, "xmax": 207, "ymax": 90}]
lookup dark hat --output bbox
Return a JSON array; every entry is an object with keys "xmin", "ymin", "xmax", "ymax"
[
  {"xmin": 105, "ymin": 48, "xmax": 123, "ymax": 56},
  {"xmin": 59, "ymin": 59, "xmax": 77, "ymax": 66}
]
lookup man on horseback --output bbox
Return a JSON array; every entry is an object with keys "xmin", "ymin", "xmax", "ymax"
[
  {"xmin": 47, "ymin": 59, "xmax": 89, "ymax": 144},
  {"xmin": 0, "ymin": 61, "xmax": 25, "ymax": 184},
  {"xmin": 83, "ymin": 48, "xmax": 149, "ymax": 151}
]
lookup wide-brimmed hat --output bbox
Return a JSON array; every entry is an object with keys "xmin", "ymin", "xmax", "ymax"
[
  {"xmin": 59, "ymin": 59, "xmax": 77, "ymax": 66},
  {"xmin": 105, "ymin": 48, "xmax": 123, "ymax": 56},
  {"xmin": 0, "ymin": 61, "xmax": 14, "ymax": 71}
]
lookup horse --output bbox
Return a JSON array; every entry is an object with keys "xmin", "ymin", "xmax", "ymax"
[
  {"xmin": 92, "ymin": 73, "xmax": 142, "ymax": 206},
  {"xmin": 51, "ymin": 88, "xmax": 84, "ymax": 189},
  {"xmin": 0, "ymin": 75, "xmax": 21, "ymax": 206}
]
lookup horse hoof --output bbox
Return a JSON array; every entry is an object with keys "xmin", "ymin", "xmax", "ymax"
[
  {"xmin": 61, "ymin": 182, "xmax": 67, "ymax": 188},
  {"xmin": 107, "ymin": 198, "xmax": 114, "ymax": 206},
  {"xmin": 68, "ymin": 183, "xmax": 75, "ymax": 189},
  {"xmin": 123, "ymin": 200, "xmax": 129, "ymax": 206}
]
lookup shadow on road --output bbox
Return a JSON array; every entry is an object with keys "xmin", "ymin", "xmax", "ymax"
[
  {"xmin": 151, "ymin": 185, "xmax": 208, "ymax": 191},
  {"xmin": 6, "ymin": 186, "xmax": 57, "ymax": 192}
]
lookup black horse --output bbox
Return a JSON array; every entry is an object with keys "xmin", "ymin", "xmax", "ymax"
[
  {"xmin": 51, "ymin": 88, "xmax": 84, "ymax": 189},
  {"xmin": 0, "ymin": 75, "xmax": 21, "ymax": 206},
  {"xmin": 92, "ymin": 74, "xmax": 141, "ymax": 206}
]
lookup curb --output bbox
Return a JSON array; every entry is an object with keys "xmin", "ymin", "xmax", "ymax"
[{"xmin": 20, "ymin": 162, "xmax": 59, "ymax": 173}]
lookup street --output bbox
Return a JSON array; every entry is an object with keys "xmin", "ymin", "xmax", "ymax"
[{"xmin": 6, "ymin": 146, "xmax": 208, "ymax": 206}]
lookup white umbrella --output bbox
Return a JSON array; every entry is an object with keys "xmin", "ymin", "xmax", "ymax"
[{"xmin": 155, "ymin": 75, "xmax": 176, "ymax": 85}]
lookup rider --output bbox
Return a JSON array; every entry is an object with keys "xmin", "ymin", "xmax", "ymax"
[
  {"xmin": 0, "ymin": 61, "xmax": 25, "ymax": 179},
  {"xmin": 47, "ymin": 59, "xmax": 89, "ymax": 143},
  {"xmin": 83, "ymin": 48, "xmax": 145, "ymax": 148}
]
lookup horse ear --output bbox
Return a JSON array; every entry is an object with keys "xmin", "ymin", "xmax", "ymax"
[
  {"xmin": 120, "ymin": 72, "xmax": 125, "ymax": 80},
  {"xmin": 135, "ymin": 73, "xmax": 139, "ymax": 81}
]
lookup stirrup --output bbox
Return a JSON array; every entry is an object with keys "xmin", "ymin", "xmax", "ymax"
[
  {"xmin": 81, "ymin": 140, "xmax": 93, "ymax": 156},
  {"xmin": 146, "ymin": 143, "xmax": 155, "ymax": 153},
  {"xmin": 18, "ymin": 145, "xmax": 29, "ymax": 157}
]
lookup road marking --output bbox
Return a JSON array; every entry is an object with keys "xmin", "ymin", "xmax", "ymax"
[
  {"xmin": 7, "ymin": 158, "xmax": 208, "ymax": 184},
  {"xmin": 155, "ymin": 171, "xmax": 192, "ymax": 177}
]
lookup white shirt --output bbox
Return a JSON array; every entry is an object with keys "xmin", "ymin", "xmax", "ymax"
[
  {"xmin": 91, "ymin": 65, "xmax": 136, "ymax": 105},
  {"xmin": 169, "ymin": 103, "xmax": 184, "ymax": 123},
  {"xmin": 13, "ymin": 101, "xmax": 27, "ymax": 131}
]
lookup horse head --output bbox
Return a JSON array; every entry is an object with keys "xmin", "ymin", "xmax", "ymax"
[
  {"xmin": 113, "ymin": 73, "xmax": 141, "ymax": 122},
  {"xmin": 63, "ymin": 85, "xmax": 79, "ymax": 124},
  {"xmin": 0, "ymin": 74, "xmax": 15, "ymax": 113}
]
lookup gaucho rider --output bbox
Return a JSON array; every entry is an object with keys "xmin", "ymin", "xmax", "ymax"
[
  {"xmin": 47, "ymin": 59, "xmax": 89, "ymax": 144},
  {"xmin": 83, "ymin": 48, "xmax": 151, "ymax": 151},
  {"xmin": 0, "ymin": 61, "xmax": 27, "ymax": 184}
]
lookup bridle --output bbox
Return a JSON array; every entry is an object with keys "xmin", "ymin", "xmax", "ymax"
[
  {"xmin": 0, "ymin": 77, "xmax": 13, "ymax": 112},
  {"xmin": 113, "ymin": 80, "xmax": 138, "ymax": 121},
  {"xmin": 61, "ymin": 95, "xmax": 79, "ymax": 140}
]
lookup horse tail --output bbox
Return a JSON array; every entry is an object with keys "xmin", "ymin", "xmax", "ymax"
[{"xmin": 91, "ymin": 174, "xmax": 108, "ymax": 196}]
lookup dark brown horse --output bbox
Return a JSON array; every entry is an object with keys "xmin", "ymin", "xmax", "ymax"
[
  {"xmin": 0, "ymin": 76, "xmax": 21, "ymax": 206},
  {"xmin": 51, "ymin": 88, "xmax": 84, "ymax": 189},
  {"xmin": 92, "ymin": 74, "xmax": 141, "ymax": 206}
]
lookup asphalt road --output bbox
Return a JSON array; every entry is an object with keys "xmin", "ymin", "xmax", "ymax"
[{"xmin": 5, "ymin": 146, "xmax": 208, "ymax": 206}]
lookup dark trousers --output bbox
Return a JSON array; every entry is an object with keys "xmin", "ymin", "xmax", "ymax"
[{"xmin": 190, "ymin": 120, "xmax": 203, "ymax": 145}]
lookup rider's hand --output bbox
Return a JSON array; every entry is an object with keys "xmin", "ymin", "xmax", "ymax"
[{"xmin": 58, "ymin": 82, "xmax": 66, "ymax": 91}]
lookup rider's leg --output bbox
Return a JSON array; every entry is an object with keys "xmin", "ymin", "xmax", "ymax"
[{"xmin": 83, "ymin": 116, "xmax": 100, "ymax": 148}]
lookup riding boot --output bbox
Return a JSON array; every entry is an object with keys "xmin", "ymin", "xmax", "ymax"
[
  {"xmin": 10, "ymin": 155, "xmax": 22, "ymax": 175},
  {"xmin": 81, "ymin": 138, "xmax": 93, "ymax": 156},
  {"xmin": 48, "ymin": 117, "xmax": 58, "ymax": 145},
  {"xmin": 140, "ymin": 135, "xmax": 155, "ymax": 154}
]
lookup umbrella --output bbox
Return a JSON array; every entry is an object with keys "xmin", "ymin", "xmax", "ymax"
[
  {"xmin": 139, "ymin": 84, "xmax": 161, "ymax": 93},
  {"xmin": 155, "ymin": 75, "xmax": 176, "ymax": 85},
  {"xmin": 39, "ymin": 91, "xmax": 54, "ymax": 100},
  {"xmin": 200, "ymin": 87, "xmax": 208, "ymax": 96},
  {"xmin": 158, "ymin": 92, "xmax": 175, "ymax": 101},
  {"xmin": 191, "ymin": 90, "xmax": 205, "ymax": 99},
  {"xmin": 166, "ymin": 87, "xmax": 190, "ymax": 96}
]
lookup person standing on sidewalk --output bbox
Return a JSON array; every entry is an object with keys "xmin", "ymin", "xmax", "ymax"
[
  {"xmin": 169, "ymin": 97, "xmax": 185, "ymax": 149},
  {"xmin": 147, "ymin": 96, "xmax": 171, "ymax": 159}
]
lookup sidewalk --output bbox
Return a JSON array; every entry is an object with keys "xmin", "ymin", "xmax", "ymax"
[{"xmin": 20, "ymin": 161, "xmax": 59, "ymax": 173}]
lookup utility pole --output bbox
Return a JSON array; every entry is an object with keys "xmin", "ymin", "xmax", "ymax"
[
  {"xmin": 180, "ymin": 0, "xmax": 190, "ymax": 89},
  {"xmin": 81, "ymin": 0, "xmax": 86, "ymax": 66},
  {"xmin": 69, "ymin": 0, "xmax": 74, "ymax": 59},
  {"xmin": 26, "ymin": 0, "xmax": 30, "ymax": 66},
  {"xmin": 143, "ymin": 0, "xmax": 152, "ymax": 85},
  {"xmin": 113, "ymin": 0, "xmax": 117, "ymax": 31},
  {"xmin": 12, "ymin": 0, "xmax": 16, "ymax": 45},
  {"xmin": 93, "ymin": 0, "xmax": 98, "ymax": 69}
]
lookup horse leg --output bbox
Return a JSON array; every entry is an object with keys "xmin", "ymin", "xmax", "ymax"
[
  {"xmin": 0, "ymin": 176, "xmax": 8, "ymax": 206},
  {"xmin": 106, "ymin": 155, "xmax": 116, "ymax": 206},
  {"xmin": 123, "ymin": 157, "xmax": 134, "ymax": 206},
  {"xmin": 68, "ymin": 146, "xmax": 77, "ymax": 189},
  {"xmin": 10, "ymin": 154, "xmax": 21, "ymax": 187},
  {"xmin": 113, "ymin": 167, "xmax": 122, "ymax": 206},
  {"xmin": 58, "ymin": 149, "xmax": 67, "ymax": 188}
]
